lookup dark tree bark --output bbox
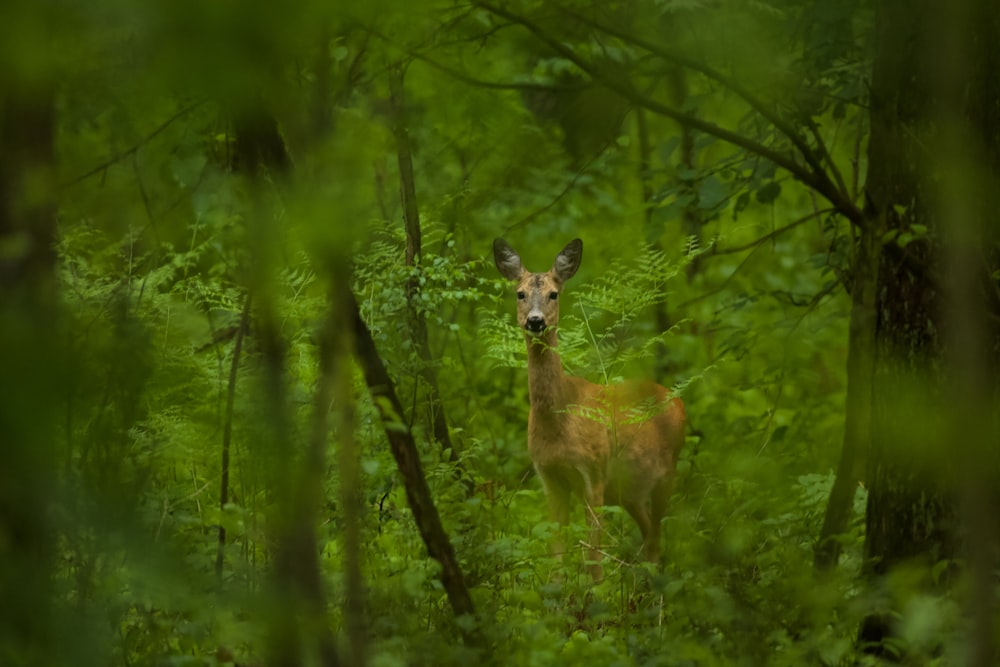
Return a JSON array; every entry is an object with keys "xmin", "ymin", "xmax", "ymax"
[
  {"xmin": 233, "ymin": 110, "xmax": 341, "ymax": 667},
  {"xmin": 638, "ymin": 106, "xmax": 676, "ymax": 381},
  {"xmin": 216, "ymin": 294, "xmax": 251, "ymax": 580},
  {"xmin": 348, "ymin": 286, "xmax": 480, "ymax": 644},
  {"xmin": 0, "ymin": 99, "xmax": 57, "ymax": 287},
  {"xmin": 233, "ymin": 107, "xmax": 293, "ymax": 177},
  {"xmin": 236, "ymin": 91, "xmax": 477, "ymax": 650},
  {"xmin": 649, "ymin": 65, "xmax": 701, "ymax": 382},
  {"xmin": 328, "ymin": 282, "xmax": 367, "ymax": 667},
  {"xmin": 387, "ymin": 64, "xmax": 471, "ymax": 493},
  {"xmin": 667, "ymin": 67, "xmax": 702, "ymax": 282},
  {"xmin": 0, "ymin": 81, "xmax": 58, "ymax": 664},
  {"xmin": 814, "ymin": 228, "xmax": 878, "ymax": 570},
  {"xmin": 859, "ymin": 0, "xmax": 1000, "ymax": 659}
]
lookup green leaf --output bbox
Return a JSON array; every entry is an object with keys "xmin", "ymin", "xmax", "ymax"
[
  {"xmin": 697, "ymin": 175, "xmax": 729, "ymax": 210},
  {"xmin": 755, "ymin": 181, "xmax": 782, "ymax": 204}
]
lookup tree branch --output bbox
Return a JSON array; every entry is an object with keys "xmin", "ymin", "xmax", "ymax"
[
  {"xmin": 389, "ymin": 62, "xmax": 473, "ymax": 492},
  {"xmin": 673, "ymin": 243, "xmax": 762, "ymax": 313},
  {"xmin": 60, "ymin": 101, "xmax": 203, "ymax": 188},
  {"xmin": 474, "ymin": 2, "xmax": 864, "ymax": 226},
  {"xmin": 348, "ymin": 286, "xmax": 481, "ymax": 645},
  {"xmin": 368, "ymin": 27, "xmax": 587, "ymax": 94},
  {"xmin": 803, "ymin": 114, "xmax": 851, "ymax": 205},
  {"xmin": 712, "ymin": 208, "xmax": 833, "ymax": 255},
  {"xmin": 502, "ymin": 125, "xmax": 621, "ymax": 235},
  {"xmin": 562, "ymin": 7, "xmax": 854, "ymax": 204}
]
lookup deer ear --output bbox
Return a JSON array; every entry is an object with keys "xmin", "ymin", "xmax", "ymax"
[
  {"xmin": 552, "ymin": 238, "xmax": 582, "ymax": 283},
  {"xmin": 493, "ymin": 238, "xmax": 525, "ymax": 281}
]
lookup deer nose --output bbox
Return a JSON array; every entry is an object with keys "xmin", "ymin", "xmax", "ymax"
[{"xmin": 525, "ymin": 315, "xmax": 545, "ymax": 333}]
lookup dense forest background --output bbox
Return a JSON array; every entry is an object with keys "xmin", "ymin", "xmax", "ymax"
[{"xmin": 2, "ymin": 0, "xmax": 999, "ymax": 665}]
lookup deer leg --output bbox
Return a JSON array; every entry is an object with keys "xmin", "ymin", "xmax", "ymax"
[
  {"xmin": 623, "ymin": 499, "xmax": 658, "ymax": 563},
  {"xmin": 645, "ymin": 479, "xmax": 671, "ymax": 563},
  {"xmin": 581, "ymin": 470, "xmax": 606, "ymax": 581},
  {"xmin": 543, "ymin": 479, "xmax": 571, "ymax": 562}
]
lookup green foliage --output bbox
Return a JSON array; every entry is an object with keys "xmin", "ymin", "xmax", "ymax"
[
  {"xmin": 3, "ymin": 0, "xmax": 989, "ymax": 665},
  {"xmin": 45, "ymin": 206, "xmax": 869, "ymax": 665}
]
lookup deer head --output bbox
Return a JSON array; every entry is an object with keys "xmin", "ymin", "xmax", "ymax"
[{"xmin": 492, "ymin": 238, "xmax": 582, "ymax": 335}]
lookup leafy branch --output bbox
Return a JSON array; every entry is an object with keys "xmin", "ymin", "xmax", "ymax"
[
  {"xmin": 712, "ymin": 208, "xmax": 834, "ymax": 256},
  {"xmin": 370, "ymin": 26, "xmax": 589, "ymax": 94},
  {"xmin": 473, "ymin": 2, "xmax": 864, "ymax": 226},
  {"xmin": 60, "ymin": 101, "xmax": 204, "ymax": 188},
  {"xmin": 561, "ymin": 8, "xmax": 848, "ymax": 197}
]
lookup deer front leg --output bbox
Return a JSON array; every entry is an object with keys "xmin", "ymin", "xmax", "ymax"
[
  {"xmin": 542, "ymin": 478, "xmax": 571, "ymax": 564},
  {"xmin": 644, "ymin": 478, "xmax": 670, "ymax": 563},
  {"xmin": 624, "ymin": 499, "xmax": 659, "ymax": 563},
  {"xmin": 583, "ymin": 472, "xmax": 606, "ymax": 581}
]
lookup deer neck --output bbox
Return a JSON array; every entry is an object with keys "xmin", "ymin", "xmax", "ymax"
[{"xmin": 525, "ymin": 329, "xmax": 566, "ymax": 413}]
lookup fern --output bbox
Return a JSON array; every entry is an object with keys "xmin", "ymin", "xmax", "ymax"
[{"xmin": 560, "ymin": 241, "xmax": 701, "ymax": 383}]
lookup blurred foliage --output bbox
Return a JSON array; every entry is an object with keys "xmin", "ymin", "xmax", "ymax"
[{"xmin": 1, "ymin": 0, "xmax": 994, "ymax": 665}]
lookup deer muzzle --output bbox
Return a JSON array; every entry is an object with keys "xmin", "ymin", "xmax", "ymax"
[{"xmin": 525, "ymin": 314, "xmax": 546, "ymax": 334}]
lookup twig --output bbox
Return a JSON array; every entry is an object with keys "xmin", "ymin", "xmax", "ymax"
[
  {"xmin": 850, "ymin": 96, "xmax": 866, "ymax": 203},
  {"xmin": 804, "ymin": 115, "xmax": 851, "ymax": 205},
  {"xmin": 712, "ymin": 208, "xmax": 833, "ymax": 255},
  {"xmin": 61, "ymin": 101, "xmax": 204, "ymax": 188},
  {"xmin": 369, "ymin": 25, "xmax": 587, "ymax": 93},
  {"xmin": 673, "ymin": 244, "xmax": 762, "ymax": 313},
  {"xmin": 503, "ymin": 106, "xmax": 629, "ymax": 235}
]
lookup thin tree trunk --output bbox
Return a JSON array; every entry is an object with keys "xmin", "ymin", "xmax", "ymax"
[
  {"xmin": 216, "ymin": 293, "xmax": 251, "ymax": 580},
  {"xmin": 234, "ymin": 108, "xmax": 341, "ymax": 667},
  {"xmin": 348, "ymin": 285, "xmax": 480, "ymax": 644},
  {"xmin": 326, "ymin": 276, "xmax": 366, "ymax": 667},
  {"xmin": 637, "ymin": 106, "xmax": 673, "ymax": 371},
  {"xmin": 636, "ymin": 106, "xmax": 654, "ymax": 231},
  {"xmin": 262, "ymin": 295, "xmax": 341, "ymax": 667},
  {"xmin": 649, "ymin": 68, "xmax": 700, "ymax": 381},
  {"xmin": 388, "ymin": 64, "xmax": 471, "ymax": 490},
  {"xmin": 668, "ymin": 67, "xmax": 702, "ymax": 282},
  {"xmin": 294, "ymin": 289, "xmax": 349, "ymax": 667},
  {"xmin": 814, "ymin": 227, "xmax": 879, "ymax": 570},
  {"xmin": 0, "ymin": 76, "xmax": 58, "ymax": 667},
  {"xmin": 313, "ymin": 34, "xmax": 369, "ymax": 665}
]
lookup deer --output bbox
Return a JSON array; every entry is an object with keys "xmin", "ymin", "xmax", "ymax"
[{"xmin": 493, "ymin": 237, "xmax": 685, "ymax": 578}]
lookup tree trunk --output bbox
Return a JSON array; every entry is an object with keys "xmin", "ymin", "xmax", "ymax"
[
  {"xmin": 235, "ymin": 93, "xmax": 478, "ymax": 646},
  {"xmin": 0, "ymin": 78, "xmax": 58, "ymax": 666},
  {"xmin": 233, "ymin": 109, "xmax": 342, "ymax": 667},
  {"xmin": 667, "ymin": 67, "xmax": 702, "ymax": 282},
  {"xmin": 326, "ymin": 275, "xmax": 367, "ymax": 667},
  {"xmin": 814, "ymin": 227, "xmax": 878, "ymax": 570},
  {"xmin": 216, "ymin": 293, "xmax": 251, "ymax": 581},
  {"xmin": 348, "ymin": 286, "xmax": 480, "ymax": 644},
  {"xmin": 859, "ymin": 0, "xmax": 1000, "ymax": 658},
  {"xmin": 647, "ymin": 66, "xmax": 700, "ymax": 382},
  {"xmin": 387, "ymin": 64, "xmax": 470, "ymax": 489}
]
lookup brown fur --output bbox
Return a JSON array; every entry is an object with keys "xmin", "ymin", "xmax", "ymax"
[{"xmin": 493, "ymin": 238, "xmax": 685, "ymax": 576}]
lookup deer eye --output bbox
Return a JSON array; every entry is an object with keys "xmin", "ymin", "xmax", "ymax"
[
  {"xmin": 549, "ymin": 291, "xmax": 558, "ymax": 300},
  {"xmin": 517, "ymin": 291, "xmax": 526, "ymax": 300}
]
